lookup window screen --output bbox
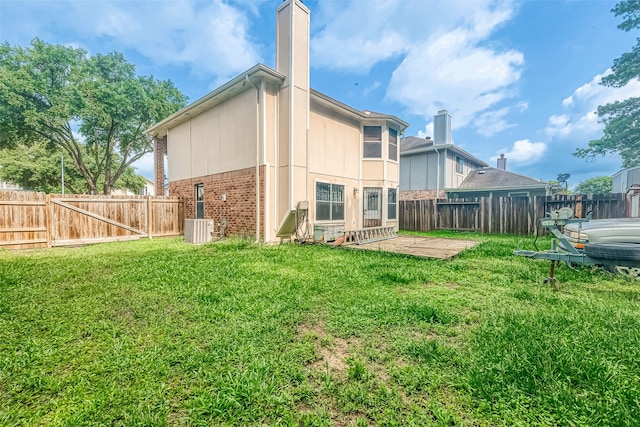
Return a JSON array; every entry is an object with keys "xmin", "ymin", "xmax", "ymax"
[{"xmin": 363, "ymin": 126, "xmax": 382, "ymax": 158}]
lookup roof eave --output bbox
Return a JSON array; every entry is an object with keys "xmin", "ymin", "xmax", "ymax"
[
  {"xmin": 400, "ymin": 144, "xmax": 489, "ymax": 167},
  {"xmin": 311, "ymin": 89, "xmax": 409, "ymax": 130},
  {"xmin": 147, "ymin": 64, "xmax": 285, "ymax": 137},
  {"xmin": 447, "ymin": 184, "xmax": 548, "ymax": 192}
]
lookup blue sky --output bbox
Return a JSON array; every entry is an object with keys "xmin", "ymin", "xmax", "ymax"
[{"xmin": 1, "ymin": 0, "xmax": 638, "ymax": 188}]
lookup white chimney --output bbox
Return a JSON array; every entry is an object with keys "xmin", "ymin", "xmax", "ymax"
[
  {"xmin": 433, "ymin": 110, "xmax": 451, "ymax": 145},
  {"xmin": 497, "ymin": 153, "xmax": 507, "ymax": 170}
]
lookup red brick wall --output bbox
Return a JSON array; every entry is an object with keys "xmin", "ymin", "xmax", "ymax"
[
  {"xmin": 154, "ymin": 136, "xmax": 167, "ymax": 196},
  {"xmin": 169, "ymin": 166, "xmax": 265, "ymax": 239},
  {"xmin": 400, "ymin": 190, "xmax": 446, "ymax": 200}
]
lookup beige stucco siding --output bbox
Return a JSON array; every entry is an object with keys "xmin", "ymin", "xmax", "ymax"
[
  {"xmin": 387, "ymin": 162, "xmax": 398, "ymax": 183},
  {"xmin": 309, "ymin": 107, "xmax": 360, "ymax": 179},
  {"xmin": 264, "ymin": 83, "xmax": 278, "ymax": 166},
  {"xmin": 362, "ymin": 161, "xmax": 384, "ymax": 181},
  {"xmin": 167, "ymin": 122, "xmax": 190, "ymax": 182},
  {"xmin": 293, "ymin": 2, "xmax": 309, "ymax": 90},
  {"xmin": 168, "ymin": 88, "xmax": 257, "ymax": 182},
  {"xmin": 293, "ymin": 87, "xmax": 308, "ymax": 166}
]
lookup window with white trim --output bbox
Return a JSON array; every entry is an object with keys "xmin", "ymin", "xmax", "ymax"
[
  {"xmin": 363, "ymin": 126, "xmax": 382, "ymax": 158},
  {"xmin": 195, "ymin": 184, "xmax": 204, "ymax": 219},
  {"xmin": 316, "ymin": 182, "xmax": 345, "ymax": 221},
  {"xmin": 389, "ymin": 128, "xmax": 398, "ymax": 161},
  {"xmin": 388, "ymin": 188, "xmax": 397, "ymax": 220}
]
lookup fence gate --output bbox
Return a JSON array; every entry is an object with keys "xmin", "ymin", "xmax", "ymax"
[
  {"xmin": 0, "ymin": 191, "xmax": 184, "ymax": 250},
  {"xmin": 363, "ymin": 187, "xmax": 382, "ymax": 228}
]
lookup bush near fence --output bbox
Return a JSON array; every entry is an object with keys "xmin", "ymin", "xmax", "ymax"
[
  {"xmin": 400, "ymin": 194, "xmax": 629, "ymax": 235},
  {"xmin": 0, "ymin": 191, "xmax": 184, "ymax": 250}
]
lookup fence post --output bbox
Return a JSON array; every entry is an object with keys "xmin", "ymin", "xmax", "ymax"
[
  {"xmin": 45, "ymin": 194, "xmax": 52, "ymax": 248},
  {"xmin": 147, "ymin": 195, "xmax": 153, "ymax": 239},
  {"xmin": 575, "ymin": 194, "xmax": 583, "ymax": 218}
]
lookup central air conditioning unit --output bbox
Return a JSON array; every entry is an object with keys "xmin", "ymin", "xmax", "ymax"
[
  {"xmin": 184, "ymin": 219, "xmax": 214, "ymax": 244},
  {"xmin": 313, "ymin": 225, "xmax": 344, "ymax": 242}
]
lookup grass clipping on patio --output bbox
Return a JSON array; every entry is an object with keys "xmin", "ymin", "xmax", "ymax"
[{"xmin": 1, "ymin": 233, "xmax": 639, "ymax": 426}]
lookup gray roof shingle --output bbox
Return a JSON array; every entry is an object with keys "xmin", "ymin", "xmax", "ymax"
[{"xmin": 457, "ymin": 168, "xmax": 547, "ymax": 190}]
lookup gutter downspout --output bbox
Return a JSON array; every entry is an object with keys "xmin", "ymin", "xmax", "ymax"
[
  {"xmin": 246, "ymin": 75, "xmax": 261, "ymax": 243},
  {"xmin": 435, "ymin": 147, "xmax": 440, "ymax": 200},
  {"xmin": 435, "ymin": 147, "xmax": 440, "ymax": 230}
]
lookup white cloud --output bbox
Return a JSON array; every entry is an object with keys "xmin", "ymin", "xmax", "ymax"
[
  {"xmin": 547, "ymin": 70, "xmax": 640, "ymax": 140},
  {"xmin": 362, "ymin": 81, "xmax": 383, "ymax": 96},
  {"xmin": 417, "ymin": 122, "xmax": 434, "ymax": 139},
  {"xmin": 492, "ymin": 139, "xmax": 547, "ymax": 166},
  {"xmin": 473, "ymin": 108, "xmax": 517, "ymax": 137},
  {"xmin": 374, "ymin": 0, "xmax": 523, "ymax": 133},
  {"xmin": 310, "ymin": 0, "xmax": 407, "ymax": 73},
  {"xmin": 70, "ymin": 0, "xmax": 261, "ymax": 82}
]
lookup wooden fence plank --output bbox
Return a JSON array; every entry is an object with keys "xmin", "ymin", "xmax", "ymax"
[
  {"xmin": 51, "ymin": 199, "xmax": 147, "ymax": 236},
  {"xmin": 400, "ymin": 193, "xmax": 629, "ymax": 235},
  {"xmin": 0, "ymin": 191, "xmax": 184, "ymax": 249}
]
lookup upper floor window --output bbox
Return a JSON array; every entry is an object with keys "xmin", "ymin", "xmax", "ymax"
[
  {"xmin": 389, "ymin": 128, "xmax": 398, "ymax": 161},
  {"xmin": 363, "ymin": 126, "xmax": 382, "ymax": 158},
  {"xmin": 316, "ymin": 182, "xmax": 345, "ymax": 221},
  {"xmin": 456, "ymin": 156, "xmax": 464, "ymax": 174}
]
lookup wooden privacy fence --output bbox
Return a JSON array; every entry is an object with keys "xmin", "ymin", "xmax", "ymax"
[
  {"xmin": 400, "ymin": 194, "xmax": 628, "ymax": 235},
  {"xmin": 0, "ymin": 191, "xmax": 184, "ymax": 250}
]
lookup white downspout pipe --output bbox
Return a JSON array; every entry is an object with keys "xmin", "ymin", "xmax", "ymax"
[{"xmin": 246, "ymin": 75, "xmax": 261, "ymax": 243}]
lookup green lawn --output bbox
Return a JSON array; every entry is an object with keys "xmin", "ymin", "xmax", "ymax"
[{"xmin": 1, "ymin": 232, "xmax": 639, "ymax": 426}]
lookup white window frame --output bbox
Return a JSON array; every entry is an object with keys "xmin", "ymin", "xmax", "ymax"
[
  {"xmin": 363, "ymin": 126, "xmax": 382, "ymax": 158},
  {"xmin": 389, "ymin": 128, "xmax": 398, "ymax": 162},
  {"xmin": 455, "ymin": 156, "xmax": 464, "ymax": 175},
  {"xmin": 388, "ymin": 188, "xmax": 397, "ymax": 220},
  {"xmin": 195, "ymin": 183, "xmax": 204, "ymax": 219},
  {"xmin": 315, "ymin": 181, "xmax": 345, "ymax": 222}
]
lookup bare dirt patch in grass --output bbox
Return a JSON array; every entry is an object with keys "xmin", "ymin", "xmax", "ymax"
[{"xmin": 298, "ymin": 320, "xmax": 360, "ymax": 379}]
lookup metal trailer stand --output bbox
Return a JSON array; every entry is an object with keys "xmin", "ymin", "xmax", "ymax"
[{"xmin": 513, "ymin": 209, "xmax": 639, "ymax": 283}]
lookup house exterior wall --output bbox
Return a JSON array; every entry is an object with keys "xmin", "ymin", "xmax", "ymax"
[
  {"xmin": 169, "ymin": 166, "xmax": 264, "ymax": 238},
  {"xmin": 400, "ymin": 151, "xmax": 441, "ymax": 191},
  {"xmin": 444, "ymin": 150, "xmax": 465, "ymax": 189},
  {"xmin": 154, "ymin": 0, "xmax": 405, "ymax": 243},
  {"xmin": 613, "ymin": 166, "xmax": 640, "ymax": 193},
  {"xmin": 167, "ymin": 88, "xmax": 258, "ymax": 182},
  {"xmin": 401, "ymin": 148, "xmax": 487, "ymax": 199},
  {"xmin": 307, "ymin": 103, "xmax": 400, "ymax": 231}
]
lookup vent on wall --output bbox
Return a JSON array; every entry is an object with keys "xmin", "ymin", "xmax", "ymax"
[{"xmin": 184, "ymin": 219, "xmax": 214, "ymax": 244}]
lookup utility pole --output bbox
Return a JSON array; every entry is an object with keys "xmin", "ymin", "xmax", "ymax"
[{"xmin": 61, "ymin": 154, "xmax": 65, "ymax": 195}]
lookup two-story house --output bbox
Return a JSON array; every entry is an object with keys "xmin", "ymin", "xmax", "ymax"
[
  {"xmin": 148, "ymin": 0, "xmax": 408, "ymax": 243},
  {"xmin": 399, "ymin": 110, "xmax": 488, "ymax": 200}
]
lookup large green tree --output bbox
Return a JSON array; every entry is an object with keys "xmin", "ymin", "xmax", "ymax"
[
  {"xmin": 0, "ymin": 140, "xmax": 146, "ymax": 194},
  {"xmin": 574, "ymin": 176, "xmax": 613, "ymax": 195},
  {"xmin": 574, "ymin": 0, "xmax": 640, "ymax": 168},
  {"xmin": 0, "ymin": 39, "xmax": 187, "ymax": 194}
]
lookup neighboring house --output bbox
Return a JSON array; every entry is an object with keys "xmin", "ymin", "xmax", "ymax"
[
  {"xmin": 140, "ymin": 178, "xmax": 154, "ymax": 196},
  {"xmin": 612, "ymin": 165, "xmax": 640, "ymax": 193},
  {"xmin": 0, "ymin": 181, "xmax": 21, "ymax": 191},
  {"xmin": 400, "ymin": 110, "xmax": 488, "ymax": 200},
  {"xmin": 147, "ymin": 0, "xmax": 408, "ymax": 243},
  {"xmin": 446, "ymin": 165, "xmax": 549, "ymax": 198}
]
